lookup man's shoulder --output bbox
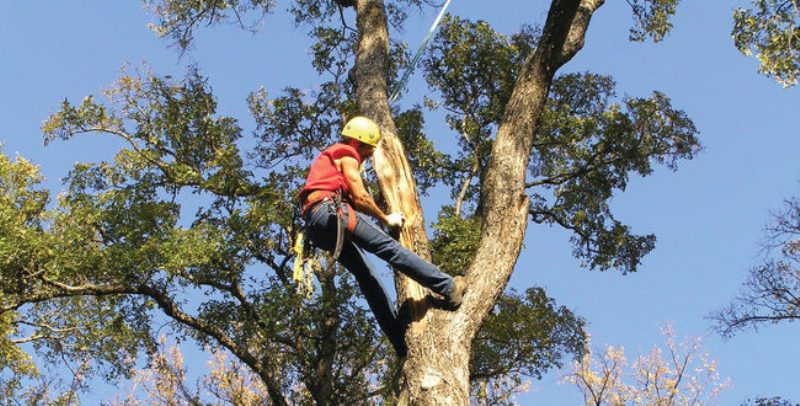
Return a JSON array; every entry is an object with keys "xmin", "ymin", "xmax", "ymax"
[{"xmin": 325, "ymin": 143, "xmax": 360, "ymax": 162}]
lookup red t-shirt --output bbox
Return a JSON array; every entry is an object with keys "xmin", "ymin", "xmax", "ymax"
[{"xmin": 299, "ymin": 143, "xmax": 362, "ymax": 202}]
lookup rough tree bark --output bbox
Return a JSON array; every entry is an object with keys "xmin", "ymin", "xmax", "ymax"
[{"xmin": 353, "ymin": 0, "xmax": 603, "ymax": 403}]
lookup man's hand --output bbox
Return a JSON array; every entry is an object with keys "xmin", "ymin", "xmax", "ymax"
[{"xmin": 386, "ymin": 212, "xmax": 405, "ymax": 228}]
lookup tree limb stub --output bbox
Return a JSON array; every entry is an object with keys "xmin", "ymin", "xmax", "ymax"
[{"xmin": 560, "ymin": 0, "xmax": 606, "ymax": 64}]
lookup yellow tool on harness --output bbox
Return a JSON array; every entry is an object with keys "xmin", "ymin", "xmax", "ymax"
[{"xmin": 292, "ymin": 231, "xmax": 314, "ymax": 298}]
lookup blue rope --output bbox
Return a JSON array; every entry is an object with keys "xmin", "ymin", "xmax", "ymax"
[{"xmin": 388, "ymin": 0, "xmax": 453, "ymax": 104}]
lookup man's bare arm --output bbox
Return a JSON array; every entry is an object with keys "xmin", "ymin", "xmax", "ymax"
[{"xmin": 340, "ymin": 156, "xmax": 389, "ymax": 225}]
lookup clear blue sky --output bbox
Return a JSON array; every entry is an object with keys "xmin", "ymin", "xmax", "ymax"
[{"xmin": 2, "ymin": 1, "xmax": 799, "ymax": 404}]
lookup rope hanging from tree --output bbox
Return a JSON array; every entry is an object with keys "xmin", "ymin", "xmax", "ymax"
[{"xmin": 388, "ymin": 0, "xmax": 454, "ymax": 103}]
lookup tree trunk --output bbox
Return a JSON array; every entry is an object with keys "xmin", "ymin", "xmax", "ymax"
[
  {"xmin": 353, "ymin": 0, "xmax": 600, "ymax": 403},
  {"xmin": 308, "ymin": 269, "xmax": 339, "ymax": 405},
  {"xmin": 354, "ymin": 0, "xmax": 431, "ymax": 319}
]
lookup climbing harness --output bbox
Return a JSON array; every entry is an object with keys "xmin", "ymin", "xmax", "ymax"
[
  {"xmin": 388, "ymin": 0, "xmax": 454, "ymax": 104},
  {"xmin": 298, "ymin": 189, "xmax": 357, "ymax": 260}
]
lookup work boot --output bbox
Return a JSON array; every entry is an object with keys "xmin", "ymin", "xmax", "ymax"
[{"xmin": 446, "ymin": 276, "xmax": 466, "ymax": 309}]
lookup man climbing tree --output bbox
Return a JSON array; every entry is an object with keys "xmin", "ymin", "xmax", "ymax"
[{"xmin": 298, "ymin": 115, "xmax": 465, "ymax": 357}]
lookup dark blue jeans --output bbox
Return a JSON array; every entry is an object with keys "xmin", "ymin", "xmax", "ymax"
[{"xmin": 304, "ymin": 200, "xmax": 455, "ymax": 356}]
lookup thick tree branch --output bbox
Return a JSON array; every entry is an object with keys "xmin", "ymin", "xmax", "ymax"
[
  {"xmin": 10, "ymin": 320, "xmax": 79, "ymax": 344},
  {"xmin": 462, "ymin": 0, "xmax": 584, "ymax": 340},
  {"xmin": 455, "ymin": 157, "xmax": 479, "ymax": 217},
  {"xmin": 134, "ymin": 285, "xmax": 288, "ymax": 406},
  {"xmin": 524, "ymin": 149, "xmax": 615, "ymax": 189},
  {"xmin": 308, "ymin": 272, "xmax": 339, "ymax": 405},
  {"xmin": 3, "ymin": 273, "xmax": 290, "ymax": 406},
  {"xmin": 560, "ymin": 0, "xmax": 605, "ymax": 65},
  {"xmin": 346, "ymin": 0, "xmax": 600, "ymax": 402},
  {"xmin": 455, "ymin": 115, "xmax": 480, "ymax": 217}
]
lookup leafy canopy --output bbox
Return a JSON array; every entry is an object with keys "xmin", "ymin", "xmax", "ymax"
[
  {"xmin": 734, "ymin": 0, "xmax": 800, "ymax": 87},
  {"xmin": 422, "ymin": 15, "xmax": 700, "ymax": 273}
]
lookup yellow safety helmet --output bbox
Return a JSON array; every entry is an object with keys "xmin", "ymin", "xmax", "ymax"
[{"xmin": 341, "ymin": 116, "xmax": 381, "ymax": 147}]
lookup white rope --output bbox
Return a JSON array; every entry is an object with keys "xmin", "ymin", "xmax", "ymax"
[{"xmin": 388, "ymin": 0, "xmax": 454, "ymax": 104}]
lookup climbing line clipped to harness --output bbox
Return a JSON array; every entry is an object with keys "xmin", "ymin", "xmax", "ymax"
[{"xmin": 388, "ymin": 0, "xmax": 454, "ymax": 104}]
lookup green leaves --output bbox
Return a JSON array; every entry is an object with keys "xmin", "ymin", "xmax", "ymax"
[
  {"xmin": 627, "ymin": 0, "xmax": 680, "ymax": 43},
  {"xmin": 430, "ymin": 206, "xmax": 481, "ymax": 276},
  {"xmin": 42, "ymin": 95, "xmax": 115, "ymax": 145},
  {"xmin": 250, "ymin": 85, "xmax": 343, "ymax": 168},
  {"xmin": 423, "ymin": 16, "xmax": 699, "ymax": 273},
  {"xmin": 0, "ymin": 147, "xmax": 52, "ymax": 296},
  {"xmin": 424, "ymin": 15, "xmax": 535, "ymax": 129},
  {"xmin": 309, "ymin": 26, "xmax": 357, "ymax": 75},
  {"xmin": 45, "ymin": 66, "xmax": 250, "ymax": 198},
  {"xmin": 0, "ymin": 146, "xmax": 48, "ymax": 224},
  {"xmin": 734, "ymin": 0, "xmax": 800, "ymax": 87},
  {"xmin": 394, "ymin": 107, "xmax": 449, "ymax": 195},
  {"xmin": 470, "ymin": 288, "xmax": 586, "ymax": 401},
  {"xmin": 422, "ymin": 15, "xmax": 537, "ymax": 212},
  {"xmin": 289, "ymin": 0, "xmax": 344, "ymax": 27},
  {"xmin": 145, "ymin": 0, "xmax": 276, "ymax": 50},
  {"xmin": 530, "ymin": 72, "xmax": 699, "ymax": 273},
  {"xmin": 9, "ymin": 60, "xmax": 398, "ymax": 402},
  {"xmin": 6, "ymin": 67, "xmax": 268, "ymax": 388},
  {"xmin": 0, "ymin": 144, "xmax": 154, "ymax": 383},
  {"xmin": 0, "ymin": 309, "xmax": 39, "ymax": 400}
]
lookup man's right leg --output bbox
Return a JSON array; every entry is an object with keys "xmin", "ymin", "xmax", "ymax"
[{"xmin": 348, "ymin": 211, "xmax": 462, "ymax": 305}]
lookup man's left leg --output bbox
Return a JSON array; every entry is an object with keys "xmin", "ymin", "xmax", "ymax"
[{"xmin": 338, "ymin": 241, "xmax": 408, "ymax": 357}]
